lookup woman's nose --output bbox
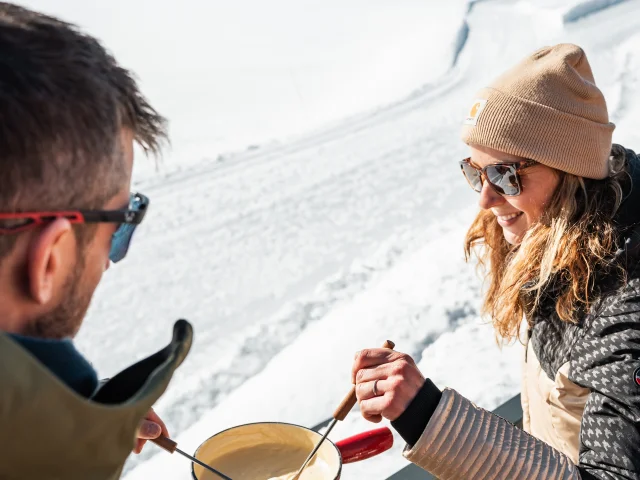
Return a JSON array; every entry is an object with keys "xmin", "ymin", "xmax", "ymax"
[{"xmin": 478, "ymin": 180, "xmax": 504, "ymax": 210}]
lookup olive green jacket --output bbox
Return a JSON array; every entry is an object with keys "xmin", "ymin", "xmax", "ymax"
[{"xmin": 0, "ymin": 319, "xmax": 192, "ymax": 480}]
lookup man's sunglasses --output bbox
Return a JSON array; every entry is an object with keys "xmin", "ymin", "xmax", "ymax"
[
  {"xmin": 0, "ymin": 192, "xmax": 149, "ymax": 263},
  {"xmin": 459, "ymin": 158, "xmax": 537, "ymax": 196}
]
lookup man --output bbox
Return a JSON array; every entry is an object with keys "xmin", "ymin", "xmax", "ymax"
[{"xmin": 0, "ymin": 3, "xmax": 191, "ymax": 479}]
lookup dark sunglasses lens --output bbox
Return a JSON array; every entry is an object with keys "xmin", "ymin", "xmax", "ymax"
[
  {"xmin": 108, "ymin": 193, "xmax": 147, "ymax": 263},
  {"xmin": 486, "ymin": 164, "xmax": 520, "ymax": 196},
  {"xmin": 109, "ymin": 223, "xmax": 137, "ymax": 263},
  {"xmin": 131, "ymin": 193, "xmax": 148, "ymax": 211},
  {"xmin": 461, "ymin": 163, "xmax": 483, "ymax": 192}
]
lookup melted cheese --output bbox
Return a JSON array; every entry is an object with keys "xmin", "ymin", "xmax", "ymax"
[{"xmin": 201, "ymin": 443, "xmax": 332, "ymax": 480}]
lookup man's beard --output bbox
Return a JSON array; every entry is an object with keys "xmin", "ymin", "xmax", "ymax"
[{"xmin": 22, "ymin": 252, "xmax": 93, "ymax": 340}]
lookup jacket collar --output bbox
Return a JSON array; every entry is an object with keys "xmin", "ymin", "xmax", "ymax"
[
  {"xmin": 613, "ymin": 151, "xmax": 640, "ymax": 263},
  {"xmin": 614, "ymin": 150, "xmax": 640, "ymax": 231},
  {"xmin": 8, "ymin": 333, "xmax": 98, "ymax": 397}
]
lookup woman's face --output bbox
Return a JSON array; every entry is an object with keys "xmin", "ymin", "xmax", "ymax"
[{"xmin": 470, "ymin": 145, "xmax": 560, "ymax": 245}]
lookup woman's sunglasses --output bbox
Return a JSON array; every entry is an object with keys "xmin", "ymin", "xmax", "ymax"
[
  {"xmin": 0, "ymin": 192, "xmax": 149, "ymax": 263},
  {"xmin": 459, "ymin": 158, "xmax": 537, "ymax": 196}
]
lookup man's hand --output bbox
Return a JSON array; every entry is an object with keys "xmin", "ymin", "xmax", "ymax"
[{"xmin": 134, "ymin": 407, "xmax": 169, "ymax": 454}]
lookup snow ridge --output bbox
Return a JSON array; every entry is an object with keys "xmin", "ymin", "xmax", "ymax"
[{"xmin": 563, "ymin": 0, "xmax": 630, "ymax": 23}]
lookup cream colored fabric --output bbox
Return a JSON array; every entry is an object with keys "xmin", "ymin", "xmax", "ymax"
[
  {"xmin": 521, "ymin": 342, "xmax": 589, "ymax": 464},
  {"xmin": 402, "ymin": 342, "xmax": 592, "ymax": 479},
  {"xmin": 461, "ymin": 43, "xmax": 614, "ymax": 179},
  {"xmin": 403, "ymin": 389, "xmax": 580, "ymax": 479},
  {"xmin": 521, "ymin": 344, "xmax": 531, "ymax": 434}
]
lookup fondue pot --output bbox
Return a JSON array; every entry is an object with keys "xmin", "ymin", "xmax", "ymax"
[{"xmin": 190, "ymin": 422, "xmax": 394, "ymax": 480}]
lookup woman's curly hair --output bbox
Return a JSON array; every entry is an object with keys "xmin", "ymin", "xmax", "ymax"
[{"xmin": 465, "ymin": 144, "xmax": 634, "ymax": 341}]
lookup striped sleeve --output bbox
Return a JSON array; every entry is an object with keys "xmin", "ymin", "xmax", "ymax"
[{"xmin": 403, "ymin": 389, "xmax": 581, "ymax": 479}]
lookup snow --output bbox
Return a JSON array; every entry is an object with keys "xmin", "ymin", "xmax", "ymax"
[
  {"xmin": 124, "ymin": 211, "xmax": 525, "ymax": 479},
  {"xmin": 21, "ymin": 0, "xmax": 469, "ymax": 179},
  {"xmin": 13, "ymin": 0, "xmax": 640, "ymax": 478},
  {"xmin": 562, "ymin": 0, "xmax": 631, "ymax": 23}
]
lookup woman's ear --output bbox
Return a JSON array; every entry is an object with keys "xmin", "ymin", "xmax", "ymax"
[{"xmin": 27, "ymin": 218, "xmax": 74, "ymax": 304}]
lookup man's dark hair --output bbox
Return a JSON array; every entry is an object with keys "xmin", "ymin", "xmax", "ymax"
[{"xmin": 0, "ymin": 3, "xmax": 167, "ymax": 258}]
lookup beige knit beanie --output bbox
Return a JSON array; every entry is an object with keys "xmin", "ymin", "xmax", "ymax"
[{"xmin": 461, "ymin": 43, "xmax": 615, "ymax": 179}]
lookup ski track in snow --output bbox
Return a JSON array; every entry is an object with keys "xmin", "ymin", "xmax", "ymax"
[
  {"xmin": 563, "ymin": 0, "xmax": 631, "ymax": 23},
  {"xmin": 60, "ymin": 0, "xmax": 640, "ymax": 477}
]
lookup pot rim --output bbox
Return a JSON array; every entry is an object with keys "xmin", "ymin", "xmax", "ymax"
[{"xmin": 190, "ymin": 421, "xmax": 343, "ymax": 480}]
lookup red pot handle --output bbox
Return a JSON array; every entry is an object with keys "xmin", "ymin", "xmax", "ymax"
[{"xmin": 335, "ymin": 427, "xmax": 393, "ymax": 464}]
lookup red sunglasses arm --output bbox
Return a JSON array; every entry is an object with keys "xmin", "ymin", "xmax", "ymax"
[
  {"xmin": 0, "ymin": 193, "xmax": 148, "ymax": 235},
  {"xmin": 0, "ymin": 211, "xmax": 86, "ymax": 234},
  {"xmin": 0, "ymin": 211, "xmax": 85, "ymax": 222}
]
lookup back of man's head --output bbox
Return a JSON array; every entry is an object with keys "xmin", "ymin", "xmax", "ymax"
[{"xmin": 0, "ymin": 3, "xmax": 167, "ymax": 337}]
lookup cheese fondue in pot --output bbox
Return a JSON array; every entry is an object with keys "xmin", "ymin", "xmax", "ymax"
[
  {"xmin": 201, "ymin": 443, "xmax": 330, "ymax": 480},
  {"xmin": 192, "ymin": 423, "xmax": 341, "ymax": 480}
]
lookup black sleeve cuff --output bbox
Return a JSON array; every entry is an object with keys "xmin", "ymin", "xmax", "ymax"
[{"xmin": 390, "ymin": 378, "xmax": 442, "ymax": 447}]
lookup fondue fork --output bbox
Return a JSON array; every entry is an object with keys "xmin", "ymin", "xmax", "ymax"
[
  {"xmin": 292, "ymin": 340, "xmax": 396, "ymax": 480},
  {"xmin": 152, "ymin": 435, "xmax": 233, "ymax": 480}
]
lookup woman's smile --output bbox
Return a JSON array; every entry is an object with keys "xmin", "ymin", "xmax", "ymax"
[{"xmin": 494, "ymin": 211, "xmax": 524, "ymax": 227}]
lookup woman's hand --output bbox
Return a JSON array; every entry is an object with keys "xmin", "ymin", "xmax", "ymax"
[{"xmin": 352, "ymin": 348, "xmax": 425, "ymax": 423}]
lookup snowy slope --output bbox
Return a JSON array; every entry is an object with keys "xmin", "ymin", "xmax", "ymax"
[
  {"xmin": 21, "ymin": 0, "xmax": 469, "ymax": 178},
  {"xmin": 14, "ymin": 0, "xmax": 640, "ymax": 478},
  {"xmin": 82, "ymin": 0, "xmax": 472, "ymax": 431},
  {"xmin": 120, "ymin": 0, "xmax": 640, "ymax": 478},
  {"xmin": 125, "ymin": 210, "xmax": 525, "ymax": 479}
]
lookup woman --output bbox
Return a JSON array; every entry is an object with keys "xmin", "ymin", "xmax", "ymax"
[{"xmin": 352, "ymin": 43, "xmax": 640, "ymax": 478}]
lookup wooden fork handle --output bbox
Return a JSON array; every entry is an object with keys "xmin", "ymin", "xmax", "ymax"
[{"xmin": 151, "ymin": 435, "xmax": 178, "ymax": 453}]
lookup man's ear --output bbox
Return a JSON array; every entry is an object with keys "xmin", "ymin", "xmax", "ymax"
[{"xmin": 27, "ymin": 218, "xmax": 75, "ymax": 304}]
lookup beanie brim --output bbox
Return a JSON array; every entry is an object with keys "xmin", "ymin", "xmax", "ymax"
[{"xmin": 461, "ymin": 87, "xmax": 615, "ymax": 179}]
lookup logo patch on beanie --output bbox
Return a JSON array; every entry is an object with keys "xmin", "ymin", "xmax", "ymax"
[{"xmin": 464, "ymin": 99, "xmax": 488, "ymax": 126}]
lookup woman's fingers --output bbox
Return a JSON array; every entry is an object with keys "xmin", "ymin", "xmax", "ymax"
[
  {"xmin": 353, "ymin": 351, "xmax": 418, "ymax": 384},
  {"xmin": 352, "ymin": 349, "xmax": 426, "ymax": 422},
  {"xmin": 354, "ymin": 363, "xmax": 392, "ymax": 384},
  {"xmin": 360, "ymin": 390, "xmax": 415, "ymax": 422},
  {"xmin": 351, "ymin": 348, "xmax": 401, "ymax": 381},
  {"xmin": 359, "ymin": 393, "xmax": 402, "ymax": 422},
  {"xmin": 355, "ymin": 379, "xmax": 392, "ymax": 401},
  {"xmin": 362, "ymin": 412, "xmax": 383, "ymax": 423}
]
